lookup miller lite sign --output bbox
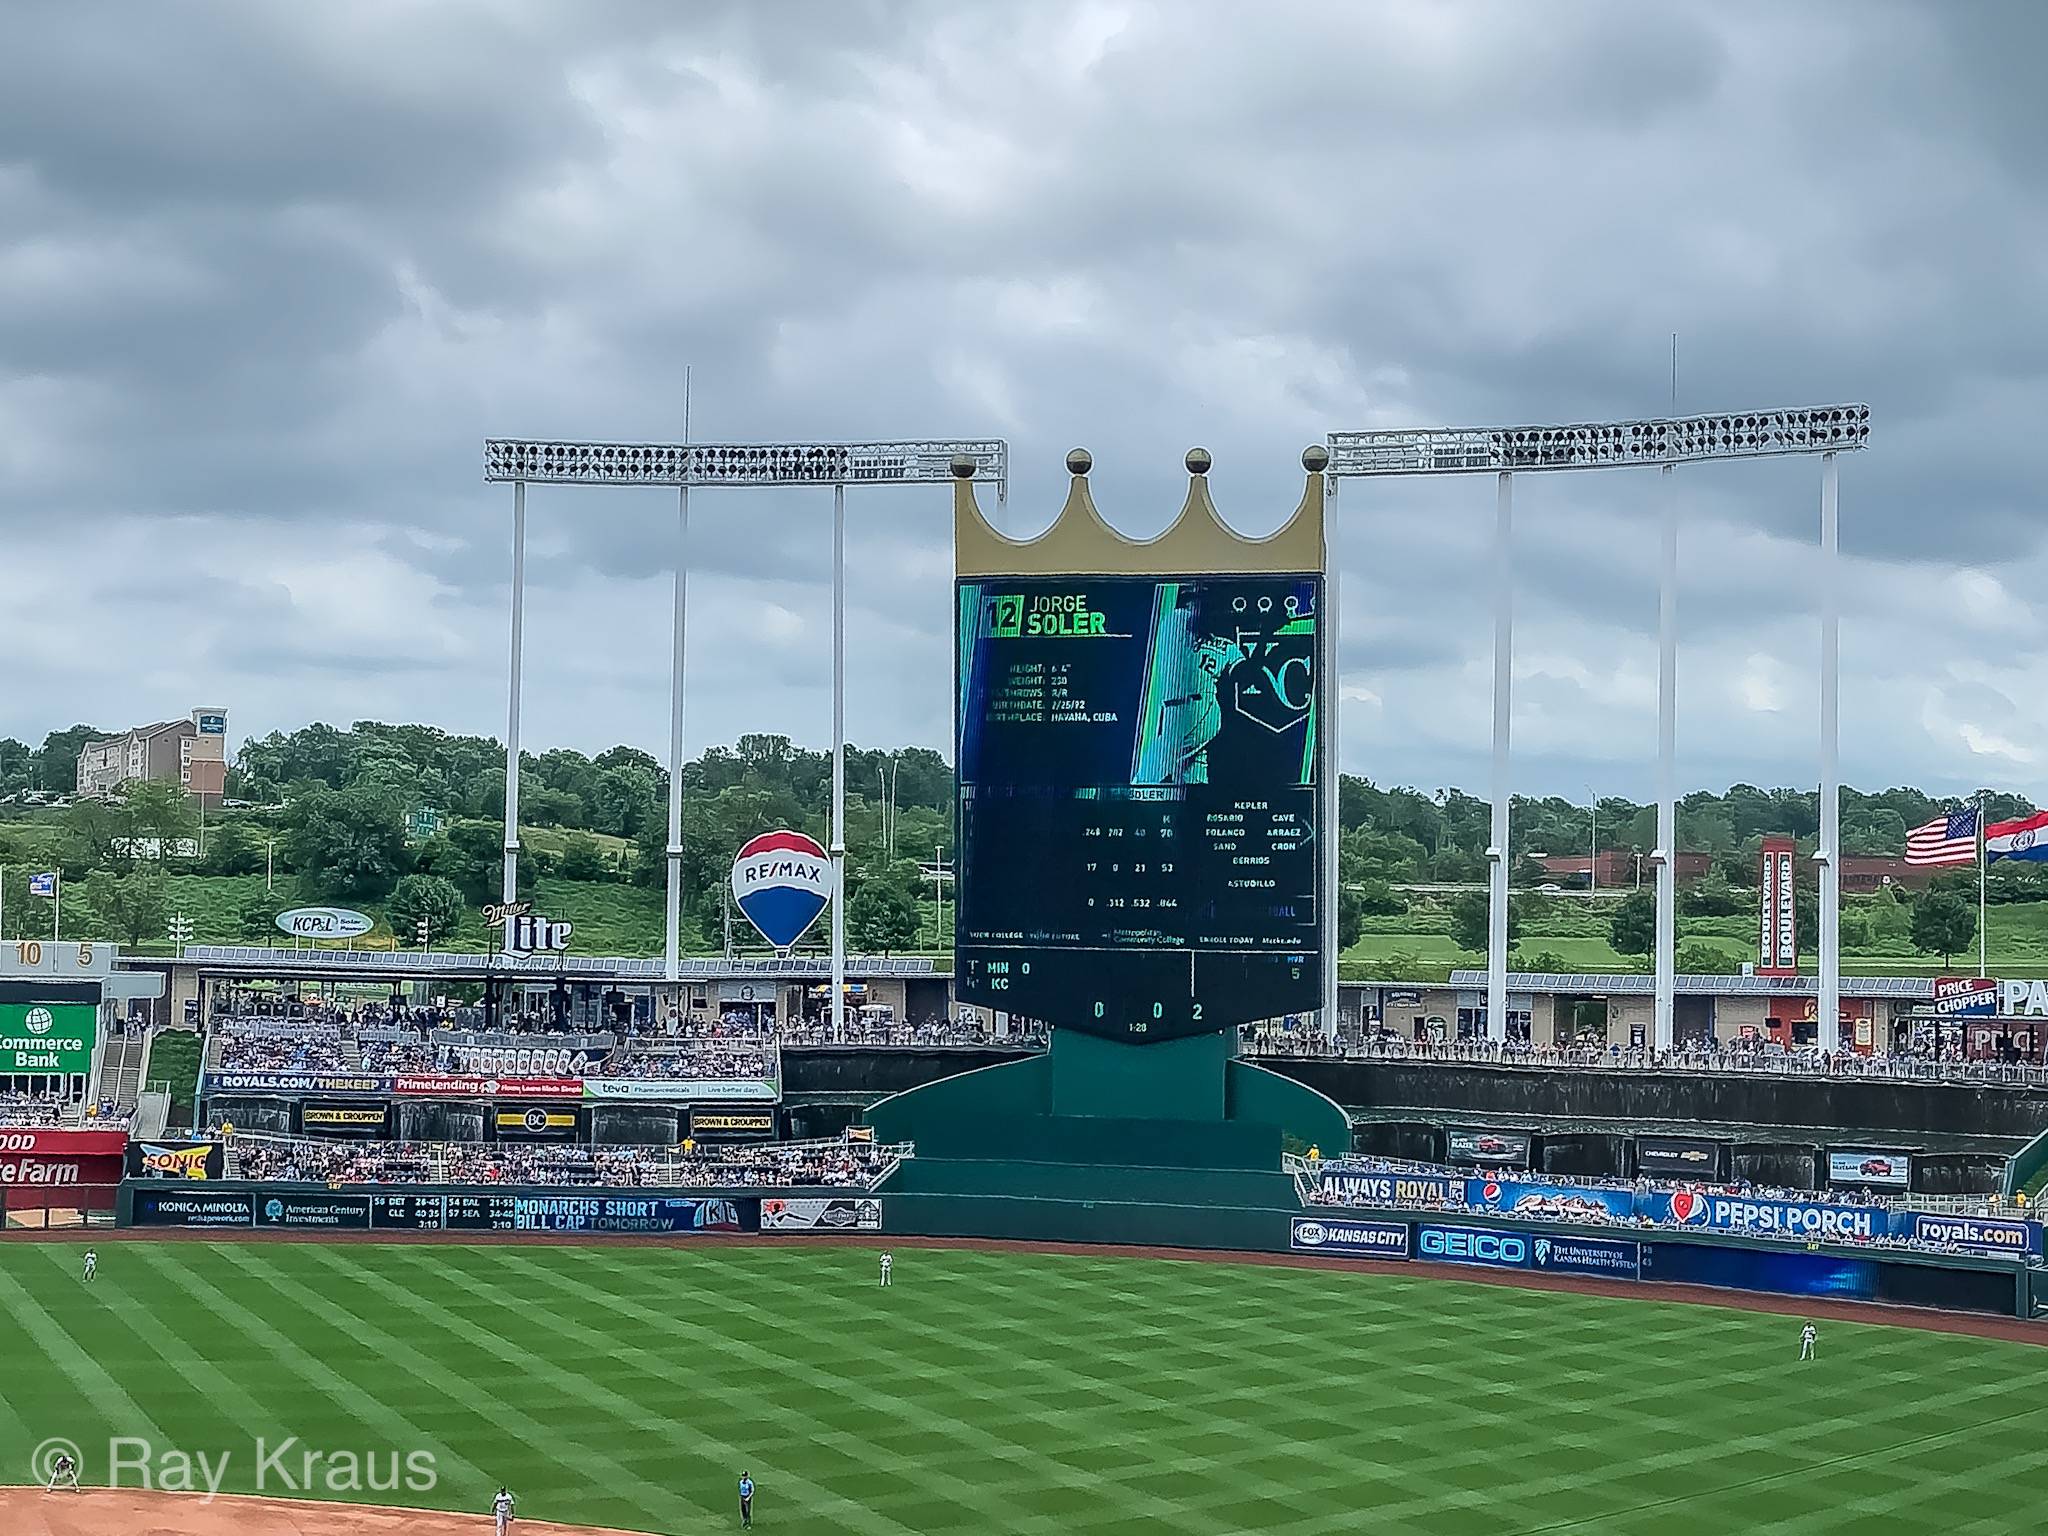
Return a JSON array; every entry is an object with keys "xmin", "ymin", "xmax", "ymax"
[{"xmin": 485, "ymin": 901, "xmax": 573, "ymax": 957}]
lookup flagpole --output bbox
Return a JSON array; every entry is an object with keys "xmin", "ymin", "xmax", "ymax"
[
  {"xmin": 1978, "ymin": 788, "xmax": 1988, "ymax": 979},
  {"xmin": 53, "ymin": 874, "xmax": 60, "ymax": 942}
]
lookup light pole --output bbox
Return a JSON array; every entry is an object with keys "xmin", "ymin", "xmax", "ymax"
[
  {"xmin": 1328, "ymin": 404, "xmax": 1870, "ymax": 1048},
  {"xmin": 169, "ymin": 912, "xmax": 193, "ymax": 957},
  {"xmin": 483, "ymin": 436, "xmax": 1007, "ymax": 1000},
  {"xmin": 1587, "ymin": 786, "xmax": 1598, "ymax": 898}
]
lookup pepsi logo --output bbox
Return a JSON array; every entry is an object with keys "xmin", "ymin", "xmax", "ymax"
[
  {"xmin": 729, "ymin": 830, "xmax": 834, "ymax": 951},
  {"xmin": 1480, "ymin": 1181, "xmax": 1502, "ymax": 1205},
  {"xmin": 1667, "ymin": 1190, "xmax": 1710, "ymax": 1225}
]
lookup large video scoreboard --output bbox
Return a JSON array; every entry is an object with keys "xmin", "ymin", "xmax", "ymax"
[{"xmin": 954, "ymin": 575, "xmax": 1321, "ymax": 1040}]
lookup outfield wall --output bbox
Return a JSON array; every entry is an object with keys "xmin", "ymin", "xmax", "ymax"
[{"xmin": 107, "ymin": 1178, "xmax": 2042, "ymax": 1318}]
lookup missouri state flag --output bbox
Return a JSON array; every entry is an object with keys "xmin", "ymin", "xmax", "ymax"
[{"xmin": 1986, "ymin": 809, "xmax": 2048, "ymax": 863}]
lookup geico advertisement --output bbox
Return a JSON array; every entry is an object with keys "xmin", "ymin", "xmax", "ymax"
[{"xmin": 1414, "ymin": 1224, "xmax": 1531, "ymax": 1268}]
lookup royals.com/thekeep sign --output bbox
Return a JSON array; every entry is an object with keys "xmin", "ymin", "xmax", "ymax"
[{"xmin": 0, "ymin": 1002, "xmax": 97, "ymax": 1075}]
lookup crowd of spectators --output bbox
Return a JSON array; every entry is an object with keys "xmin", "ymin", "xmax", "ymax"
[
  {"xmin": 210, "ymin": 1010, "xmax": 778, "ymax": 1084},
  {"xmin": 235, "ymin": 1134, "xmax": 902, "ymax": 1190},
  {"xmin": 1246, "ymin": 1030, "xmax": 2048, "ymax": 1085},
  {"xmin": 0, "ymin": 1092, "xmax": 64, "ymax": 1126}
]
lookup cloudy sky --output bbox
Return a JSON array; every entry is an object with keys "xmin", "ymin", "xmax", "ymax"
[{"xmin": 2, "ymin": 0, "xmax": 2043, "ymax": 805}]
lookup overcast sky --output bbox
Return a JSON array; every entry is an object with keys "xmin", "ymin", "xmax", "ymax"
[{"xmin": 3, "ymin": 1, "xmax": 2044, "ymax": 805}]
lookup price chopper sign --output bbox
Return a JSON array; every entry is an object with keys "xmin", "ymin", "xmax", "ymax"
[{"xmin": 485, "ymin": 902, "xmax": 573, "ymax": 957}]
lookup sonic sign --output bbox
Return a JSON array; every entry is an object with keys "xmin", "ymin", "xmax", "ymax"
[{"xmin": 485, "ymin": 902, "xmax": 572, "ymax": 958}]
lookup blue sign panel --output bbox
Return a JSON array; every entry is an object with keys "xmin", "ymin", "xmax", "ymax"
[
  {"xmin": 1316, "ymin": 1171, "xmax": 1464, "ymax": 1206},
  {"xmin": 1530, "ymin": 1234, "xmax": 1641, "ymax": 1279},
  {"xmin": 1637, "ymin": 1191, "xmax": 1887, "ymax": 1243},
  {"xmin": 1290, "ymin": 1216, "xmax": 1409, "ymax": 1260},
  {"xmin": 1471, "ymin": 1178, "xmax": 1634, "ymax": 1223},
  {"xmin": 1415, "ymin": 1222, "xmax": 1531, "ymax": 1269},
  {"xmin": 1907, "ymin": 1213, "xmax": 2040, "ymax": 1256}
]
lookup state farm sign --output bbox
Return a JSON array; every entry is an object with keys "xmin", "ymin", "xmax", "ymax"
[{"xmin": 0, "ymin": 1128, "xmax": 125, "ymax": 1212}]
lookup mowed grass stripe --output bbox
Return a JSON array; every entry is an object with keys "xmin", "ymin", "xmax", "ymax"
[
  {"xmin": 356, "ymin": 1244, "xmax": 933, "ymax": 1536},
  {"xmin": 127, "ymin": 1244, "xmax": 495, "ymax": 1503},
  {"xmin": 232, "ymin": 1243, "xmax": 692, "ymax": 1534},
  {"xmin": 498, "ymin": 1245, "xmax": 1145, "ymax": 1536},
  {"xmin": 1, "ymin": 1242, "xmax": 2043, "ymax": 1534}
]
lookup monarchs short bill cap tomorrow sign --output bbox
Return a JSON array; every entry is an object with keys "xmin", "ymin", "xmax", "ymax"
[{"xmin": 729, "ymin": 830, "xmax": 833, "ymax": 950}]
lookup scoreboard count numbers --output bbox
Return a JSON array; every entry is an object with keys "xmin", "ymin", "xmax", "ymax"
[{"xmin": 0, "ymin": 941, "xmax": 113, "ymax": 980}]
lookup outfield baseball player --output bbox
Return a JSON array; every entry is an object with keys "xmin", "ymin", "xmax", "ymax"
[
  {"xmin": 879, "ymin": 1251, "xmax": 892, "ymax": 1287},
  {"xmin": 1799, "ymin": 1322, "xmax": 1817, "ymax": 1361},
  {"xmin": 738, "ymin": 1471, "xmax": 754, "ymax": 1529},
  {"xmin": 82, "ymin": 1249, "xmax": 96, "ymax": 1283},
  {"xmin": 492, "ymin": 1485, "xmax": 515, "ymax": 1534},
  {"xmin": 46, "ymin": 1451, "xmax": 80, "ymax": 1492}
]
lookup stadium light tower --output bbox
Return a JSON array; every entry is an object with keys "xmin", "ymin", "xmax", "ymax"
[
  {"xmin": 1326, "ymin": 405, "xmax": 1870, "ymax": 1052},
  {"xmin": 483, "ymin": 437, "xmax": 1007, "ymax": 1042}
]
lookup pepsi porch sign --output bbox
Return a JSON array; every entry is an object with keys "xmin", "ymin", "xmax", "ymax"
[{"xmin": 731, "ymin": 830, "xmax": 833, "ymax": 951}]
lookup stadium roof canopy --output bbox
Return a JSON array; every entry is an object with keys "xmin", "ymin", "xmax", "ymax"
[{"xmin": 1444, "ymin": 970, "xmax": 1932, "ymax": 999}]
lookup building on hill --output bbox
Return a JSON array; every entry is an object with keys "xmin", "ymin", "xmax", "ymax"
[
  {"xmin": 1837, "ymin": 855, "xmax": 1935, "ymax": 894},
  {"xmin": 76, "ymin": 708, "xmax": 229, "ymax": 802},
  {"xmin": 1534, "ymin": 851, "xmax": 1712, "ymax": 889}
]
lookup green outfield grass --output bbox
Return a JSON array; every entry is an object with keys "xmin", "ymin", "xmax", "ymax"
[{"xmin": 1, "ymin": 1241, "xmax": 2042, "ymax": 1533}]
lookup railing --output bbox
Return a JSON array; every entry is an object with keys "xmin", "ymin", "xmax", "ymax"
[
  {"xmin": 1288, "ymin": 1154, "xmax": 2026, "ymax": 1221},
  {"xmin": 1249, "ymin": 1037, "xmax": 2048, "ymax": 1088},
  {"xmin": 228, "ymin": 1132, "xmax": 911, "ymax": 1191}
]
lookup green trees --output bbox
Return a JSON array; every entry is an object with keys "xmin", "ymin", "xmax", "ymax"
[
  {"xmin": 1910, "ymin": 889, "xmax": 1977, "ymax": 966},
  {"xmin": 1448, "ymin": 890, "xmax": 1523, "ymax": 953},
  {"xmin": 279, "ymin": 783, "xmax": 409, "ymax": 901},
  {"xmin": 1674, "ymin": 939, "xmax": 1738, "ymax": 974},
  {"xmin": 847, "ymin": 877, "xmax": 920, "ymax": 953},
  {"xmin": 198, "ymin": 818, "xmax": 265, "ymax": 876},
  {"xmin": 1609, "ymin": 889, "xmax": 1656, "ymax": 961},
  {"xmin": 555, "ymin": 833, "xmax": 611, "ymax": 882},
  {"xmin": 82, "ymin": 868, "xmax": 168, "ymax": 948},
  {"xmin": 388, "ymin": 874, "xmax": 465, "ymax": 945},
  {"xmin": 417, "ymin": 819, "xmax": 530, "ymax": 906}
]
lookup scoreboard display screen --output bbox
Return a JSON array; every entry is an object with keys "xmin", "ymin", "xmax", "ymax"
[
  {"xmin": 370, "ymin": 1193, "xmax": 446, "ymax": 1229},
  {"xmin": 955, "ymin": 575, "xmax": 1321, "ymax": 1040}
]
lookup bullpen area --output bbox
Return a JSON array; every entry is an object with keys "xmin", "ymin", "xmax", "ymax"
[{"xmin": 1, "ymin": 1237, "xmax": 2042, "ymax": 1535}]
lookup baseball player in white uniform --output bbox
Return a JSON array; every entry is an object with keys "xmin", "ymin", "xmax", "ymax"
[
  {"xmin": 879, "ymin": 1251, "xmax": 892, "ymax": 1287},
  {"xmin": 82, "ymin": 1249, "xmax": 96, "ymax": 1283},
  {"xmin": 1799, "ymin": 1322, "xmax": 1817, "ymax": 1361},
  {"xmin": 45, "ymin": 1451, "xmax": 80, "ymax": 1492},
  {"xmin": 492, "ymin": 1485, "xmax": 515, "ymax": 1534}
]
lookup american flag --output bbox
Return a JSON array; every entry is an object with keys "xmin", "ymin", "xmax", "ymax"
[{"xmin": 1904, "ymin": 806, "xmax": 1978, "ymax": 866}]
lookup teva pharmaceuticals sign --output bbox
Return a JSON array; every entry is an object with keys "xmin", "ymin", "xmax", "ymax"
[
  {"xmin": 275, "ymin": 907, "xmax": 375, "ymax": 940},
  {"xmin": 0, "ymin": 1002, "xmax": 97, "ymax": 1074},
  {"xmin": 485, "ymin": 901, "xmax": 572, "ymax": 957}
]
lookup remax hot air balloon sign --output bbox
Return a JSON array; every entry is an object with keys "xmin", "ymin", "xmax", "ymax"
[{"xmin": 730, "ymin": 830, "xmax": 833, "ymax": 951}]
